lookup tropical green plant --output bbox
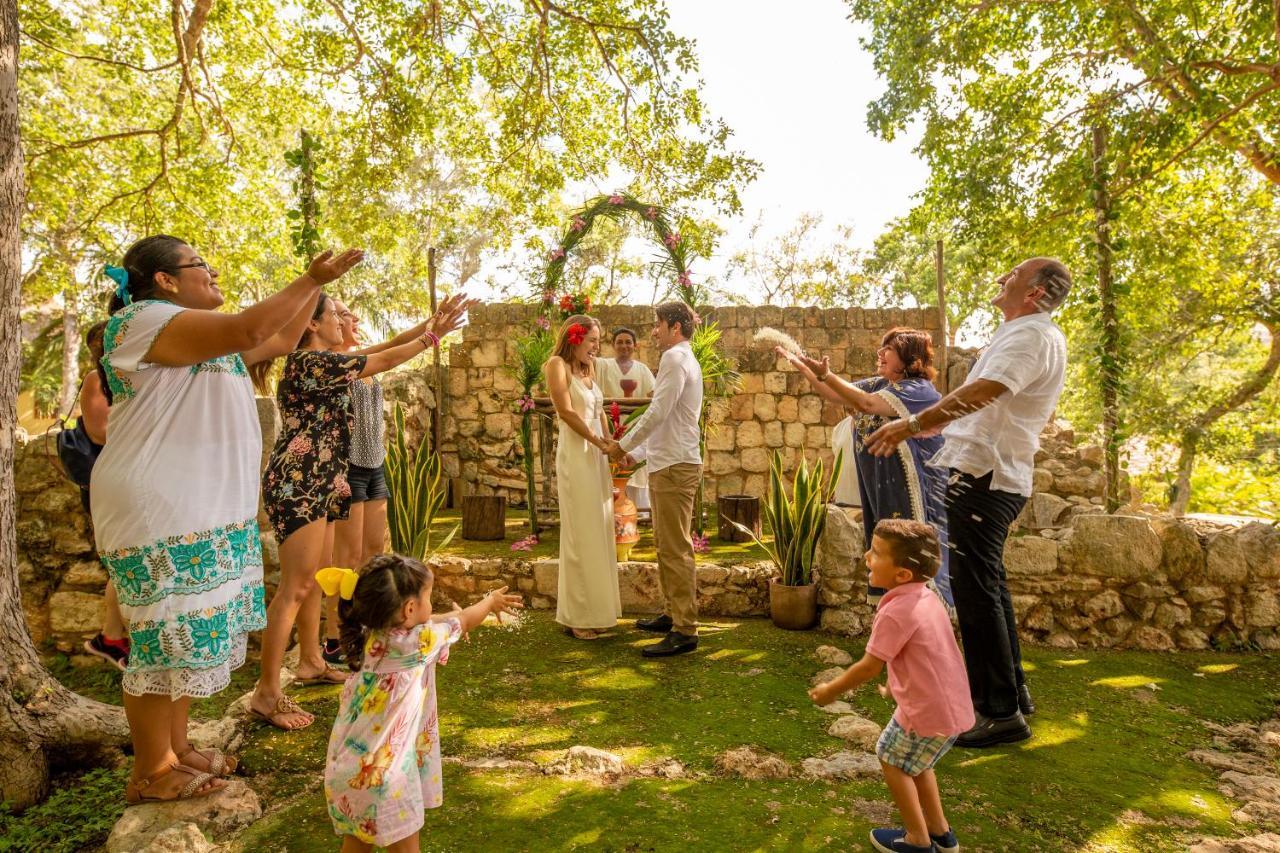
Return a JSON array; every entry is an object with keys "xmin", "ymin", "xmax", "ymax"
[
  {"xmin": 385, "ymin": 402, "xmax": 456, "ymax": 560},
  {"xmin": 730, "ymin": 450, "xmax": 844, "ymax": 587},
  {"xmin": 507, "ymin": 329, "xmax": 555, "ymax": 533}
]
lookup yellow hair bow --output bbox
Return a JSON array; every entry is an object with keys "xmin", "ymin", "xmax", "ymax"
[{"xmin": 315, "ymin": 567, "xmax": 360, "ymax": 600}]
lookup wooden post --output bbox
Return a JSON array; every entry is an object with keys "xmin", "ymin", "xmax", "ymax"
[
  {"xmin": 461, "ymin": 494, "xmax": 507, "ymax": 540},
  {"xmin": 1092, "ymin": 124, "xmax": 1122, "ymax": 512},
  {"xmin": 934, "ymin": 239, "xmax": 949, "ymax": 392},
  {"xmin": 428, "ymin": 246, "xmax": 442, "ymax": 459},
  {"xmin": 717, "ymin": 494, "xmax": 760, "ymax": 542}
]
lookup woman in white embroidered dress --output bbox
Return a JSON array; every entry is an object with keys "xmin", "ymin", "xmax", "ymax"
[{"xmin": 93, "ymin": 235, "xmax": 362, "ymax": 804}]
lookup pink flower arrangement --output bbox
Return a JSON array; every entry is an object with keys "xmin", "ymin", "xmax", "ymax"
[
  {"xmin": 516, "ymin": 394, "xmax": 536, "ymax": 413},
  {"xmin": 510, "ymin": 535, "xmax": 539, "ymax": 552},
  {"xmin": 678, "ymin": 271, "xmax": 692, "ymax": 287},
  {"xmin": 644, "ymin": 206, "xmax": 657, "ymax": 220},
  {"xmin": 692, "ymin": 533, "xmax": 710, "ymax": 553},
  {"xmin": 608, "ymin": 193, "xmax": 625, "ymax": 205},
  {"xmin": 536, "ymin": 315, "xmax": 550, "ymax": 330},
  {"xmin": 549, "ymin": 247, "xmax": 566, "ymax": 261},
  {"xmin": 663, "ymin": 232, "xmax": 681, "ymax": 249},
  {"xmin": 571, "ymin": 216, "xmax": 586, "ymax": 232}
]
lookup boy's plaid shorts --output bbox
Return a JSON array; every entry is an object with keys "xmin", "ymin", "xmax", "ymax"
[{"xmin": 876, "ymin": 717, "xmax": 957, "ymax": 776}]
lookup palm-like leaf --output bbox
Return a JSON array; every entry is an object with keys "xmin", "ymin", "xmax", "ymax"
[{"xmin": 386, "ymin": 402, "xmax": 456, "ymax": 560}]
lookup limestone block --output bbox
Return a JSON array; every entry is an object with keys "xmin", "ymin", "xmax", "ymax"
[
  {"xmin": 107, "ymin": 779, "xmax": 260, "ymax": 853},
  {"xmin": 452, "ymin": 395, "xmax": 481, "ymax": 421},
  {"xmin": 483, "ymin": 413, "xmax": 512, "ymax": 438},
  {"xmin": 64, "ymin": 560, "xmax": 108, "ymax": 588},
  {"xmin": 1247, "ymin": 588, "xmax": 1280, "ymax": 628},
  {"xmin": 828, "ymin": 715, "xmax": 880, "ymax": 749},
  {"xmin": 741, "ymin": 448, "xmax": 770, "ymax": 473},
  {"xmin": 819, "ymin": 608, "xmax": 866, "ymax": 637},
  {"xmin": 744, "ymin": 473, "xmax": 767, "ymax": 497},
  {"xmin": 1126, "ymin": 625, "xmax": 1175, "ymax": 651},
  {"xmin": 775, "ymin": 395, "xmax": 798, "ymax": 422},
  {"xmin": 763, "ymin": 372, "xmax": 787, "ymax": 394},
  {"xmin": 752, "ymin": 393, "xmax": 777, "ymax": 422},
  {"xmin": 1152, "ymin": 517, "xmax": 1206, "ymax": 581},
  {"xmin": 816, "ymin": 645, "xmax": 854, "ymax": 666},
  {"xmin": 1045, "ymin": 632, "xmax": 1079, "ymax": 649},
  {"xmin": 1153, "ymin": 599, "xmax": 1192, "ymax": 629},
  {"xmin": 784, "ymin": 422, "xmax": 807, "ymax": 447},
  {"xmin": 706, "ymin": 424, "xmax": 735, "ymax": 452},
  {"xmin": 730, "ymin": 393, "xmax": 754, "ymax": 421},
  {"xmin": 49, "ymin": 591, "xmax": 104, "ymax": 634},
  {"xmin": 1029, "ymin": 493, "xmax": 1071, "ymax": 529},
  {"xmin": 826, "ymin": 349, "xmax": 846, "ymax": 373},
  {"xmin": 1077, "ymin": 445, "xmax": 1104, "ymax": 468},
  {"xmin": 802, "ymin": 750, "xmax": 882, "ymax": 780},
  {"xmin": 806, "ymin": 426, "xmax": 829, "ymax": 448},
  {"xmin": 1176, "ymin": 627, "xmax": 1211, "ymax": 650},
  {"xmin": 737, "ymin": 421, "xmax": 764, "ymax": 448},
  {"xmin": 739, "ymin": 373, "xmax": 764, "ymax": 394},
  {"xmin": 1082, "ymin": 590, "xmax": 1124, "ymax": 621},
  {"xmin": 532, "ymin": 560, "xmax": 558, "ymax": 596},
  {"xmin": 717, "ymin": 474, "xmax": 744, "ymax": 495},
  {"xmin": 1206, "ymin": 531, "xmax": 1248, "ymax": 585},
  {"xmin": 820, "ymin": 402, "xmax": 844, "ymax": 426},
  {"xmin": 1054, "ymin": 469, "xmax": 1104, "ymax": 497},
  {"xmin": 1063, "ymin": 515, "xmax": 1162, "ymax": 579},
  {"xmin": 469, "ymin": 339, "xmax": 505, "ymax": 368},
  {"xmin": 1032, "ymin": 468, "xmax": 1054, "ymax": 493},
  {"xmin": 1193, "ymin": 602, "xmax": 1228, "ymax": 630},
  {"xmin": 763, "ymin": 421, "xmax": 784, "ymax": 448},
  {"xmin": 618, "ymin": 562, "xmax": 662, "ymax": 611},
  {"xmin": 846, "ymin": 307, "xmax": 863, "ymax": 327},
  {"xmin": 1182, "ymin": 585, "xmax": 1226, "ymax": 604},
  {"xmin": 1004, "ymin": 536, "xmax": 1059, "ymax": 577},
  {"xmin": 1022, "ymin": 606, "xmax": 1054, "ymax": 632},
  {"xmin": 799, "ymin": 395, "xmax": 823, "ymax": 424},
  {"xmin": 816, "ymin": 506, "xmax": 864, "ymax": 581},
  {"xmin": 1238, "ymin": 522, "xmax": 1280, "ymax": 579}
]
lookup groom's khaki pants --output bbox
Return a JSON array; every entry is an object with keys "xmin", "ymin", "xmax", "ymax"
[{"xmin": 649, "ymin": 462, "xmax": 702, "ymax": 636}]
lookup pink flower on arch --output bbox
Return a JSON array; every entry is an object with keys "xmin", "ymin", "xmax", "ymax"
[
  {"xmin": 692, "ymin": 533, "xmax": 710, "ymax": 553},
  {"xmin": 536, "ymin": 315, "xmax": 551, "ymax": 330},
  {"xmin": 541, "ymin": 290, "xmax": 555, "ymax": 305},
  {"xmin": 549, "ymin": 247, "xmax": 566, "ymax": 261},
  {"xmin": 678, "ymin": 271, "xmax": 692, "ymax": 288},
  {"xmin": 608, "ymin": 193, "xmax": 625, "ymax": 205},
  {"xmin": 644, "ymin": 206, "xmax": 658, "ymax": 220},
  {"xmin": 571, "ymin": 216, "xmax": 586, "ymax": 232},
  {"xmin": 663, "ymin": 232, "xmax": 681, "ymax": 249}
]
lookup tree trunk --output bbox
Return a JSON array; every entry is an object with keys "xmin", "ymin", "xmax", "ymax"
[
  {"xmin": 1169, "ymin": 319, "xmax": 1280, "ymax": 516},
  {"xmin": 461, "ymin": 494, "xmax": 506, "ymax": 541},
  {"xmin": 0, "ymin": 4, "xmax": 128, "ymax": 809},
  {"xmin": 1092, "ymin": 124, "xmax": 1123, "ymax": 512},
  {"xmin": 56, "ymin": 284, "xmax": 79, "ymax": 418},
  {"xmin": 717, "ymin": 494, "xmax": 760, "ymax": 542}
]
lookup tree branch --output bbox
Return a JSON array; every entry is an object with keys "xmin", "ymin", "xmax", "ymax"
[{"xmin": 19, "ymin": 28, "xmax": 179, "ymax": 73}]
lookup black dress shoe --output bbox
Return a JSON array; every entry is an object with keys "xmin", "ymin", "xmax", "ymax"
[
  {"xmin": 635, "ymin": 614, "xmax": 673, "ymax": 633},
  {"xmin": 1018, "ymin": 684, "xmax": 1036, "ymax": 716},
  {"xmin": 955, "ymin": 711, "xmax": 1031, "ymax": 748},
  {"xmin": 641, "ymin": 631, "xmax": 698, "ymax": 657}
]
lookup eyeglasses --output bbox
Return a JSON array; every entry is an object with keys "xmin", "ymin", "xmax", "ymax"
[{"xmin": 172, "ymin": 260, "xmax": 214, "ymax": 273}]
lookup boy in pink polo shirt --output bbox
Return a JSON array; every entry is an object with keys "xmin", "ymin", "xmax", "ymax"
[{"xmin": 810, "ymin": 519, "xmax": 974, "ymax": 853}]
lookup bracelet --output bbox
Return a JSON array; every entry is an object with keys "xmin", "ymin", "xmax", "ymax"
[{"xmin": 420, "ymin": 331, "xmax": 440, "ymax": 349}]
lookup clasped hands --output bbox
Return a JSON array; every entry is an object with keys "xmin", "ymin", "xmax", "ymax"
[{"xmin": 598, "ymin": 438, "xmax": 635, "ymax": 466}]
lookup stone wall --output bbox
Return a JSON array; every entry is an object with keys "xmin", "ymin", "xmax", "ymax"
[
  {"xmin": 815, "ymin": 504, "xmax": 1280, "ymax": 651},
  {"xmin": 443, "ymin": 302, "xmax": 945, "ymax": 504}
]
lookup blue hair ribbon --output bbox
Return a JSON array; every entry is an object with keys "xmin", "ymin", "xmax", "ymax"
[{"xmin": 104, "ymin": 265, "xmax": 131, "ymax": 305}]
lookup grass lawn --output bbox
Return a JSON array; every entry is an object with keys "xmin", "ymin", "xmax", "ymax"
[
  {"xmin": 198, "ymin": 612, "xmax": 1280, "ymax": 852},
  {"xmin": 429, "ymin": 507, "xmax": 773, "ymax": 565}
]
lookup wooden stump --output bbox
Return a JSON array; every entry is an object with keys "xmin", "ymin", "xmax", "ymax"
[
  {"xmin": 718, "ymin": 494, "xmax": 760, "ymax": 542},
  {"xmin": 462, "ymin": 494, "xmax": 507, "ymax": 540}
]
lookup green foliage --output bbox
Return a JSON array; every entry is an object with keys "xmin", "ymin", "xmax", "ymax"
[
  {"xmin": 18, "ymin": 317, "xmax": 62, "ymax": 419},
  {"xmin": 0, "ymin": 766, "xmax": 129, "ymax": 853},
  {"xmin": 727, "ymin": 213, "xmax": 869, "ymax": 308},
  {"xmin": 385, "ymin": 403, "xmax": 456, "ymax": 559},
  {"xmin": 285, "ymin": 130, "xmax": 325, "ymax": 262},
  {"xmin": 507, "ymin": 329, "xmax": 555, "ymax": 533},
  {"xmin": 732, "ymin": 450, "xmax": 843, "ymax": 586}
]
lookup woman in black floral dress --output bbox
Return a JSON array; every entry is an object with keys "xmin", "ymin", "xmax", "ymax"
[{"xmin": 251, "ymin": 291, "xmax": 475, "ymax": 730}]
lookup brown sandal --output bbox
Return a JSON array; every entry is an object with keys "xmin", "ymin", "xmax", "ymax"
[
  {"xmin": 125, "ymin": 762, "xmax": 224, "ymax": 805},
  {"xmin": 177, "ymin": 746, "xmax": 239, "ymax": 777},
  {"xmin": 248, "ymin": 693, "xmax": 314, "ymax": 731},
  {"xmin": 296, "ymin": 665, "xmax": 349, "ymax": 686}
]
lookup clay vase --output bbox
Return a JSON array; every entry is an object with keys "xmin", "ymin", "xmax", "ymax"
[
  {"xmin": 612, "ymin": 476, "xmax": 639, "ymax": 562},
  {"xmin": 769, "ymin": 577, "xmax": 818, "ymax": 630}
]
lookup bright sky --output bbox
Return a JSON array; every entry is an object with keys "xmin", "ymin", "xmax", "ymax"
[{"xmin": 665, "ymin": 0, "xmax": 928, "ymax": 286}]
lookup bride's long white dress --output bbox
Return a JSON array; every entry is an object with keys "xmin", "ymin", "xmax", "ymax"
[{"xmin": 556, "ymin": 374, "xmax": 621, "ymax": 630}]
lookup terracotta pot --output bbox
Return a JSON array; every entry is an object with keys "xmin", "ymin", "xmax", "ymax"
[
  {"xmin": 769, "ymin": 577, "xmax": 818, "ymax": 630},
  {"xmin": 612, "ymin": 476, "xmax": 639, "ymax": 562}
]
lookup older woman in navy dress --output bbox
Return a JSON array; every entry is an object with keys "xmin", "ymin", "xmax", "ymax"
[{"xmin": 777, "ymin": 328, "xmax": 951, "ymax": 608}]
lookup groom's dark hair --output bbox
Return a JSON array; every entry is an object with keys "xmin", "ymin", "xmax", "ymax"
[{"xmin": 655, "ymin": 301, "xmax": 696, "ymax": 338}]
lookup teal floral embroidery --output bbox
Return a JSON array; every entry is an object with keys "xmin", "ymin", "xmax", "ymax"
[
  {"xmin": 190, "ymin": 354, "xmax": 248, "ymax": 378},
  {"xmin": 101, "ymin": 300, "xmax": 176, "ymax": 401},
  {"xmin": 171, "ymin": 540, "xmax": 218, "ymax": 582},
  {"xmin": 130, "ymin": 627, "xmax": 164, "ymax": 666},
  {"xmin": 189, "ymin": 613, "xmax": 230, "ymax": 657},
  {"xmin": 101, "ymin": 517, "xmax": 263, "ymax": 606},
  {"xmin": 111, "ymin": 553, "xmax": 152, "ymax": 598}
]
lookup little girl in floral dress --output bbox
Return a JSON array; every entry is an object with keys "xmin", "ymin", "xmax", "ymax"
[{"xmin": 318, "ymin": 554, "xmax": 523, "ymax": 852}]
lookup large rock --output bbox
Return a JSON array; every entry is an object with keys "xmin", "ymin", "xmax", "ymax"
[
  {"xmin": 545, "ymin": 745, "xmax": 625, "ymax": 778},
  {"xmin": 801, "ymin": 750, "xmax": 880, "ymax": 780},
  {"xmin": 827, "ymin": 715, "xmax": 881, "ymax": 749},
  {"xmin": 1189, "ymin": 834, "xmax": 1280, "ymax": 853},
  {"xmin": 1238, "ymin": 522, "xmax": 1280, "ymax": 579},
  {"xmin": 1206, "ymin": 530, "xmax": 1248, "ymax": 585},
  {"xmin": 819, "ymin": 608, "xmax": 867, "ymax": 637},
  {"xmin": 48, "ymin": 590, "xmax": 104, "ymax": 634},
  {"xmin": 617, "ymin": 562, "xmax": 662, "ymax": 611},
  {"xmin": 816, "ymin": 506, "xmax": 864, "ymax": 580},
  {"xmin": 1063, "ymin": 515, "xmax": 1162, "ymax": 579},
  {"xmin": 815, "ymin": 645, "xmax": 853, "ymax": 666},
  {"xmin": 107, "ymin": 779, "xmax": 261, "ymax": 853},
  {"xmin": 1005, "ymin": 536, "xmax": 1059, "ymax": 578},
  {"xmin": 1082, "ymin": 590, "xmax": 1125, "ymax": 621},
  {"xmin": 1028, "ymin": 493, "xmax": 1071, "ymax": 529},
  {"xmin": 1153, "ymin": 517, "xmax": 1206, "ymax": 581},
  {"xmin": 715, "ymin": 746, "xmax": 791, "ymax": 780}
]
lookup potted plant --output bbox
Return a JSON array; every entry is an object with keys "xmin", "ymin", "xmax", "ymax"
[{"xmin": 729, "ymin": 449, "xmax": 843, "ymax": 630}]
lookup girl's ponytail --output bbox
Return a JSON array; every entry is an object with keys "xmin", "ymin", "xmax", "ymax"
[{"xmin": 336, "ymin": 553, "xmax": 433, "ymax": 671}]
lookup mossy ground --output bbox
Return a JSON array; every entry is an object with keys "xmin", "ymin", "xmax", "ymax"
[{"xmin": 192, "ymin": 613, "xmax": 1280, "ymax": 852}]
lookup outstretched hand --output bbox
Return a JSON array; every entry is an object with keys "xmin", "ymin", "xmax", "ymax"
[
  {"xmin": 863, "ymin": 418, "xmax": 911, "ymax": 457},
  {"xmin": 776, "ymin": 346, "xmax": 828, "ymax": 379},
  {"xmin": 307, "ymin": 248, "xmax": 364, "ymax": 285},
  {"xmin": 429, "ymin": 292, "xmax": 481, "ymax": 340},
  {"xmin": 485, "ymin": 585, "xmax": 525, "ymax": 623}
]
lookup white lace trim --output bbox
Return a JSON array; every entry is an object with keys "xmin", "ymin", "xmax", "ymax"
[
  {"xmin": 122, "ymin": 633, "xmax": 249, "ymax": 700},
  {"xmin": 874, "ymin": 389, "xmax": 926, "ymax": 522}
]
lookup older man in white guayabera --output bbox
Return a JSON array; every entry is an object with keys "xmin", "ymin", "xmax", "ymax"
[{"xmin": 865, "ymin": 257, "xmax": 1071, "ymax": 751}]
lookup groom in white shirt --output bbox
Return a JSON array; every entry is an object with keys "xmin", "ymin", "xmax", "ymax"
[{"xmin": 605, "ymin": 301, "xmax": 703, "ymax": 657}]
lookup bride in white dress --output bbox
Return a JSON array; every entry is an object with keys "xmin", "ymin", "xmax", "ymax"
[{"xmin": 544, "ymin": 315, "xmax": 621, "ymax": 640}]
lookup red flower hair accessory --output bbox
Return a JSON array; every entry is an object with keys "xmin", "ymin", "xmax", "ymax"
[{"xmin": 566, "ymin": 323, "xmax": 589, "ymax": 346}]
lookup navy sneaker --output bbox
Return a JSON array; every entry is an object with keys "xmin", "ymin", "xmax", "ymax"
[
  {"xmin": 931, "ymin": 827, "xmax": 959, "ymax": 853},
  {"xmin": 322, "ymin": 638, "xmax": 345, "ymax": 665},
  {"xmin": 870, "ymin": 827, "xmax": 935, "ymax": 853}
]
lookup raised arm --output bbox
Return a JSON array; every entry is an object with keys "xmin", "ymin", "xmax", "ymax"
[
  {"xmin": 777, "ymin": 347, "xmax": 895, "ymax": 417},
  {"xmin": 546, "ymin": 357, "xmax": 606, "ymax": 449},
  {"xmin": 241, "ymin": 287, "xmax": 323, "ymax": 367},
  {"xmin": 148, "ymin": 249, "xmax": 364, "ymax": 368},
  {"xmin": 864, "ymin": 378, "xmax": 1009, "ymax": 457},
  {"xmin": 808, "ymin": 651, "xmax": 886, "ymax": 706},
  {"xmin": 455, "ymin": 586, "xmax": 524, "ymax": 633},
  {"xmin": 358, "ymin": 292, "xmax": 479, "ymax": 377},
  {"xmin": 79, "ymin": 372, "xmax": 110, "ymax": 445}
]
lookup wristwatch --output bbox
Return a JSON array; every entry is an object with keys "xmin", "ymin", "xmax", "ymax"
[{"xmin": 907, "ymin": 414, "xmax": 923, "ymax": 435}]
